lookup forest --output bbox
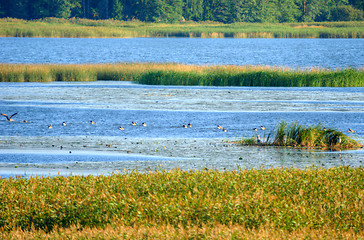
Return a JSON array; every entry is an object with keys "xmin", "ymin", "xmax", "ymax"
[{"xmin": 0, "ymin": 0, "xmax": 363, "ymax": 23}]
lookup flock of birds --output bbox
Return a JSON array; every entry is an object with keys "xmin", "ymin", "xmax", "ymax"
[
  {"xmin": 1, "ymin": 112, "xmax": 231, "ymax": 132},
  {"xmin": 1, "ymin": 112, "xmax": 358, "ymax": 134}
]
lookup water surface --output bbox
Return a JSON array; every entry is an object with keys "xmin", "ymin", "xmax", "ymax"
[
  {"xmin": 1, "ymin": 38, "xmax": 363, "ymax": 69},
  {"xmin": 0, "ymin": 81, "xmax": 363, "ymax": 177}
]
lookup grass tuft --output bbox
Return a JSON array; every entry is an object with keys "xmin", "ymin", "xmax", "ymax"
[{"xmin": 238, "ymin": 121, "xmax": 363, "ymax": 150}]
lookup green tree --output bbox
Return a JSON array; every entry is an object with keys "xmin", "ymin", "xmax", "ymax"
[{"xmin": 111, "ymin": 0, "xmax": 123, "ymax": 20}]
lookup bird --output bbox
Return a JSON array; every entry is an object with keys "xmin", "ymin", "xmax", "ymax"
[
  {"xmin": 253, "ymin": 128, "xmax": 258, "ymax": 131},
  {"xmin": 23, "ymin": 120, "xmax": 28, "ymax": 123},
  {"xmin": 90, "ymin": 121, "xmax": 95, "ymax": 124},
  {"xmin": 142, "ymin": 122, "xmax": 147, "ymax": 127},
  {"xmin": 131, "ymin": 122, "xmax": 137, "ymax": 126},
  {"xmin": 260, "ymin": 126, "xmax": 265, "ymax": 130},
  {"xmin": 217, "ymin": 125, "xmax": 223, "ymax": 129},
  {"xmin": 222, "ymin": 128, "xmax": 227, "ymax": 132},
  {"xmin": 183, "ymin": 125, "xmax": 187, "ymax": 128},
  {"xmin": 62, "ymin": 122, "xmax": 67, "ymax": 126},
  {"xmin": 348, "ymin": 128, "xmax": 356, "ymax": 133},
  {"xmin": 1, "ymin": 113, "xmax": 17, "ymax": 121},
  {"xmin": 119, "ymin": 126, "xmax": 125, "ymax": 130},
  {"xmin": 48, "ymin": 124, "xmax": 53, "ymax": 129},
  {"xmin": 187, "ymin": 123, "xmax": 192, "ymax": 128}
]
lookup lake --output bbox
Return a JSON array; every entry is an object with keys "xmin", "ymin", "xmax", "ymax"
[
  {"xmin": 0, "ymin": 37, "xmax": 363, "ymax": 69},
  {"xmin": 1, "ymin": 37, "xmax": 363, "ymax": 177},
  {"xmin": 1, "ymin": 81, "xmax": 363, "ymax": 178}
]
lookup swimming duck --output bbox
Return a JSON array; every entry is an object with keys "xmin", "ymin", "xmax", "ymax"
[
  {"xmin": 90, "ymin": 121, "xmax": 95, "ymax": 124},
  {"xmin": 187, "ymin": 123, "xmax": 192, "ymax": 128},
  {"xmin": 131, "ymin": 122, "xmax": 137, "ymax": 126},
  {"xmin": 183, "ymin": 125, "xmax": 187, "ymax": 128},
  {"xmin": 1, "ymin": 113, "xmax": 17, "ymax": 121},
  {"xmin": 222, "ymin": 128, "xmax": 227, "ymax": 132},
  {"xmin": 142, "ymin": 122, "xmax": 147, "ymax": 127},
  {"xmin": 119, "ymin": 126, "xmax": 125, "ymax": 130},
  {"xmin": 62, "ymin": 122, "xmax": 67, "ymax": 126},
  {"xmin": 253, "ymin": 128, "xmax": 258, "ymax": 131},
  {"xmin": 48, "ymin": 124, "xmax": 53, "ymax": 129},
  {"xmin": 217, "ymin": 125, "xmax": 223, "ymax": 129},
  {"xmin": 260, "ymin": 126, "xmax": 265, "ymax": 130}
]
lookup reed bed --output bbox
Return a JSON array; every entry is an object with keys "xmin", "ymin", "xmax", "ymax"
[
  {"xmin": 1, "ymin": 63, "xmax": 363, "ymax": 87},
  {"xmin": 0, "ymin": 167, "xmax": 363, "ymax": 239},
  {"xmin": 239, "ymin": 121, "xmax": 363, "ymax": 150},
  {"xmin": 1, "ymin": 18, "xmax": 363, "ymax": 38}
]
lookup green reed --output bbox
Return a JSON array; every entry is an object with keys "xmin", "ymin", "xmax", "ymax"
[
  {"xmin": 0, "ymin": 167, "xmax": 363, "ymax": 237},
  {"xmin": 1, "ymin": 18, "xmax": 363, "ymax": 39},
  {"xmin": 1, "ymin": 63, "xmax": 363, "ymax": 87},
  {"xmin": 239, "ymin": 121, "xmax": 363, "ymax": 149}
]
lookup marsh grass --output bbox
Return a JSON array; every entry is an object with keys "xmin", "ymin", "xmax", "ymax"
[
  {"xmin": 0, "ymin": 167, "xmax": 363, "ymax": 238},
  {"xmin": 1, "ymin": 18, "xmax": 363, "ymax": 38},
  {"xmin": 239, "ymin": 121, "xmax": 363, "ymax": 150},
  {"xmin": 1, "ymin": 63, "xmax": 363, "ymax": 87}
]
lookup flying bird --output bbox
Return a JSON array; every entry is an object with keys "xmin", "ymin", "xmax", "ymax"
[
  {"xmin": 348, "ymin": 128, "xmax": 356, "ymax": 133},
  {"xmin": 1, "ymin": 113, "xmax": 17, "ymax": 121}
]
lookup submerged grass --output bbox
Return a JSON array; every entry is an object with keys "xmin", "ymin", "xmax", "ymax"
[
  {"xmin": 1, "ymin": 18, "xmax": 363, "ymax": 38},
  {"xmin": 239, "ymin": 121, "xmax": 363, "ymax": 150},
  {"xmin": 0, "ymin": 167, "xmax": 363, "ymax": 239},
  {"xmin": 1, "ymin": 63, "xmax": 363, "ymax": 87}
]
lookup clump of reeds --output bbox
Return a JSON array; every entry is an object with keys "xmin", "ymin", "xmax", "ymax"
[
  {"xmin": 1, "ymin": 18, "xmax": 363, "ymax": 38},
  {"xmin": 239, "ymin": 121, "xmax": 363, "ymax": 150},
  {"xmin": 1, "ymin": 63, "xmax": 363, "ymax": 87},
  {"xmin": 0, "ymin": 167, "xmax": 363, "ymax": 237}
]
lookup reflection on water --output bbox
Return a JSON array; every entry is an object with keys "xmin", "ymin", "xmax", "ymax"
[{"xmin": 0, "ymin": 81, "xmax": 363, "ymax": 177}]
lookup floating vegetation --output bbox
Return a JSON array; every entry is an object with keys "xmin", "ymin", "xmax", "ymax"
[
  {"xmin": 238, "ymin": 121, "xmax": 363, "ymax": 150},
  {"xmin": 1, "ymin": 63, "xmax": 363, "ymax": 87},
  {"xmin": 0, "ymin": 167, "xmax": 363, "ymax": 238}
]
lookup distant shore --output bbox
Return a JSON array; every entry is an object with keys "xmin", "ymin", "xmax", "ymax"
[{"xmin": 1, "ymin": 18, "xmax": 363, "ymax": 39}]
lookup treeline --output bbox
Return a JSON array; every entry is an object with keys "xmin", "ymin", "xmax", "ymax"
[{"xmin": 0, "ymin": 0, "xmax": 363, "ymax": 23}]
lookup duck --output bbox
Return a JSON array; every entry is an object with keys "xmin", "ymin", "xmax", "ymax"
[
  {"xmin": 183, "ymin": 125, "xmax": 187, "ymax": 128},
  {"xmin": 90, "ymin": 121, "xmax": 95, "ymax": 124},
  {"xmin": 131, "ymin": 122, "xmax": 137, "ymax": 126},
  {"xmin": 142, "ymin": 122, "xmax": 147, "ymax": 127},
  {"xmin": 1, "ymin": 113, "xmax": 17, "ymax": 121},
  {"xmin": 253, "ymin": 128, "xmax": 258, "ymax": 131},
  {"xmin": 48, "ymin": 124, "xmax": 53, "ymax": 129},
  {"xmin": 222, "ymin": 128, "xmax": 227, "ymax": 132},
  {"xmin": 187, "ymin": 123, "xmax": 192, "ymax": 128},
  {"xmin": 260, "ymin": 126, "xmax": 265, "ymax": 130},
  {"xmin": 119, "ymin": 126, "xmax": 125, "ymax": 130},
  {"xmin": 62, "ymin": 122, "xmax": 67, "ymax": 126},
  {"xmin": 217, "ymin": 125, "xmax": 223, "ymax": 129}
]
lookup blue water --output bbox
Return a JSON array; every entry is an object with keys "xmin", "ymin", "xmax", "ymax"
[{"xmin": 0, "ymin": 37, "xmax": 363, "ymax": 69}]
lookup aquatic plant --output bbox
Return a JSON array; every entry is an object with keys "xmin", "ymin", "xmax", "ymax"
[
  {"xmin": 239, "ymin": 121, "xmax": 363, "ymax": 149},
  {"xmin": 1, "ymin": 18, "xmax": 363, "ymax": 39},
  {"xmin": 0, "ymin": 167, "xmax": 363, "ymax": 238},
  {"xmin": 1, "ymin": 63, "xmax": 363, "ymax": 87}
]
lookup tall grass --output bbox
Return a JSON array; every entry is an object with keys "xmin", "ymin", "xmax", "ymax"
[
  {"xmin": 0, "ymin": 167, "xmax": 363, "ymax": 238},
  {"xmin": 1, "ymin": 18, "xmax": 363, "ymax": 38},
  {"xmin": 1, "ymin": 63, "xmax": 363, "ymax": 87},
  {"xmin": 239, "ymin": 121, "xmax": 363, "ymax": 149}
]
